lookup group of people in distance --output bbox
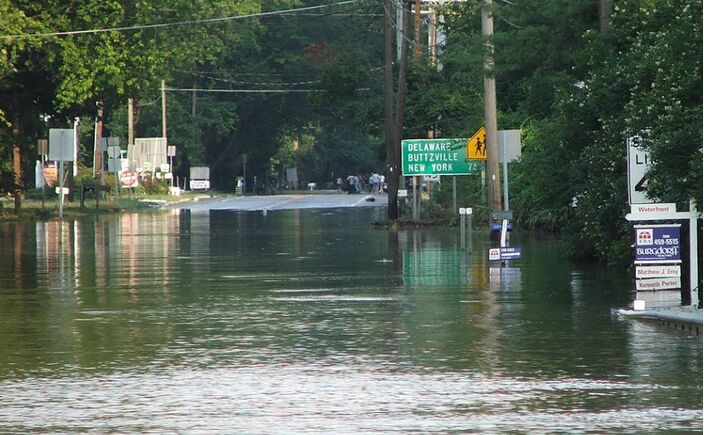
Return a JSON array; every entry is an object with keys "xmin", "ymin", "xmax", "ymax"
[{"xmin": 339, "ymin": 173, "xmax": 385, "ymax": 194}]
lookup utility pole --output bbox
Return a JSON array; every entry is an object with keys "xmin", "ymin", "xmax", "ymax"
[
  {"xmin": 482, "ymin": 0, "xmax": 501, "ymax": 211},
  {"xmin": 428, "ymin": 11, "xmax": 437, "ymax": 67},
  {"xmin": 414, "ymin": 0, "xmax": 421, "ymax": 62},
  {"xmin": 94, "ymin": 103, "xmax": 103, "ymax": 178},
  {"xmin": 12, "ymin": 117, "xmax": 21, "ymax": 211},
  {"xmin": 192, "ymin": 85, "xmax": 197, "ymax": 117},
  {"xmin": 128, "ymin": 98, "xmax": 134, "ymax": 146},
  {"xmin": 385, "ymin": 0, "xmax": 410, "ymax": 220},
  {"xmin": 161, "ymin": 80, "xmax": 167, "ymax": 139}
]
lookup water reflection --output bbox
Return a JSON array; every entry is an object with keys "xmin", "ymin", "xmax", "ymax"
[{"xmin": 0, "ymin": 210, "xmax": 700, "ymax": 433}]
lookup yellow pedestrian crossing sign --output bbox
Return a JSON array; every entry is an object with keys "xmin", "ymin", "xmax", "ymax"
[{"xmin": 466, "ymin": 127, "xmax": 487, "ymax": 160}]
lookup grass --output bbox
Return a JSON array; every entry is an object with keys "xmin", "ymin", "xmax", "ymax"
[{"xmin": 0, "ymin": 191, "xmax": 212, "ymax": 221}]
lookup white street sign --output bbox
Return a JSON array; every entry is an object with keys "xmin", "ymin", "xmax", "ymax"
[
  {"xmin": 630, "ymin": 203, "xmax": 676, "ymax": 214},
  {"xmin": 627, "ymin": 135, "xmax": 653, "ymax": 204},
  {"xmin": 107, "ymin": 145, "xmax": 122, "ymax": 159},
  {"xmin": 635, "ymin": 265, "xmax": 681, "ymax": 279},
  {"xmin": 498, "ymin": 129, "xmax": 521, "ymax": 163},
  {"xmin": 48, "ymin": 128, "xmax": 76, "ymax": 161}
]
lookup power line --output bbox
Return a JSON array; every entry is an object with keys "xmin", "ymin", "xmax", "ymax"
[
  {"xmin": 165, "ymin": 87, "xmax": 370, "ymax": 93},
  {"xmin": 0, "ymin": 0, "xmax": 360, "ymax": 40},
  {"xmin": 181, "ymin": 71, "xmax": 320, "ymax": 87}
]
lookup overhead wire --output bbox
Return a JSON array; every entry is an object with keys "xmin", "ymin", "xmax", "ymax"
[{"xmin": 0, "ymin": 0, "xmax": 361, "ymax": 40}]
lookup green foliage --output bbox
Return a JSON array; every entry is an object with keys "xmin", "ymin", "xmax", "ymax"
[
  {"xmin": 137, "ymin": 174, "xmax": 169, "ymax": 195},
  {"xmin": 0, "ymin": 162, "xmax": 17, "ymax": 195},
  {"xmin": 0, "ymin": 0, "xmax": 700, "ymax": 266}
]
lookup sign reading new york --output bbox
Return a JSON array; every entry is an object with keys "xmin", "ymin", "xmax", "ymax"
[{"xmin": 401, "ymin": 138, "xmax": 482, "ymax": 176}]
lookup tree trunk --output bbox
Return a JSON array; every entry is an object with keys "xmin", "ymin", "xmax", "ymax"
[
  {"xmin": 598, "ymin": 0, "xmax": 612, "ymax": 31},
  {"xmin": 385, "ymin": 0, "xmax": 411, "ymax": 221}
]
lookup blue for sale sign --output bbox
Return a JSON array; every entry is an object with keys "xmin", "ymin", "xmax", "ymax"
[
  {"xmin": 634, "ymin": 224, "xmax": 681, "ymax": 263},
  {"xmin": 488, "ymin": 247, "xmax": 522, "ymax": 261}
]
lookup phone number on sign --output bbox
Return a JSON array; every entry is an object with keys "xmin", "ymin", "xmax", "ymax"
[{"xmin": 654, "ymin": 238, "xmax": 678, "ymax": 246}]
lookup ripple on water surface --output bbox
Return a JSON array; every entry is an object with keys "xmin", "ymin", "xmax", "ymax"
[{"xmin": 0, "ymin": 365, "xmax": 700, "ymax": 433}]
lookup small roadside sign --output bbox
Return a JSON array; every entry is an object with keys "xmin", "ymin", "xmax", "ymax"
[
  {"xmin": 488, "ymin": 247, "xmax": 522, "ymax": 261},
  {"xmin": 635, "ymin": 265, "xmax": 681, "ymax": 279},
  {"xmin": 635, "ymin": 277, "xmax": 681, "ymax": 291},
  {"xmin": 466, "ymin": 127, "xmax": 487, "ymax": 160},
  {"xmin": 630, "ymin": 203, "xmax": 676, "ymax": 214}
]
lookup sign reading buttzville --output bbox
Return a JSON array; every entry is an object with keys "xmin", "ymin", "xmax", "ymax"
[
  {"xmin": 634, "ymin": 224, "xmax": 681, "ymax": 263},
  {"xmin": 401, "ymin": 139, "xmax": 482, "ymax": 176}
]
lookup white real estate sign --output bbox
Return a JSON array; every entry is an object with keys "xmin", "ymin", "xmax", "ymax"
[
  {"xmin": 635, "ymin": 277, "xmax": 681, "ymax": 291},
  {"xmin": 635, "ymin": 265, "xmax": 681, "ymax": 279}
]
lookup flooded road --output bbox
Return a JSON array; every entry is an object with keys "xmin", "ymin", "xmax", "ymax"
[{"xmin": 0, "ymin": 209, "xmax": 701, "ymax": 433}]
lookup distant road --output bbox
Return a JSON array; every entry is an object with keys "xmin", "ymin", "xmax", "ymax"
[{"xmin": 166, "ymin": 192, "xmax": 388, "ymax": 212}]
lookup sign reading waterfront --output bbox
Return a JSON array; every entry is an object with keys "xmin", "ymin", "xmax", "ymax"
[{"xmin": 401, "ymin": 138, "xmax": 482, "ymax": 176}]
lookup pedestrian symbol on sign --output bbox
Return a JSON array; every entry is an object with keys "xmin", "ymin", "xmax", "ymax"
[{"xmin": 466, "ymin": 127, "xmax": 487, "ymax": 160}]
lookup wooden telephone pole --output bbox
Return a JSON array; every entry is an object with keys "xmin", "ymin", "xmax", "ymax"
[{"xmin": 482, "ymin": 0, "xmax": 501, "ymax": 211}]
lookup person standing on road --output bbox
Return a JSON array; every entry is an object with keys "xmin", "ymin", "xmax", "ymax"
[{"xmin": 369, "ymin": 173, "xmax": 380, "ymax": 193}]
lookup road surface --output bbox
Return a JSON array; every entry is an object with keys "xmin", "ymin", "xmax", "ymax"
[{"xmin": 165, "ymin": 192, "xmax": 388, "ymax": 212}]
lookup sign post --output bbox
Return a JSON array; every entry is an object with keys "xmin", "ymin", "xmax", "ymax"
[
  {"xmin": 167, "ymin": 146, "xmax": 176, "ymax": 187},
  {"xmin": 107, "ymin": 143, "xmax": 122, "ymax": 197},
  {"xmin": 49, "ymin": 128, "xmax": 76, "ymax": 220}
]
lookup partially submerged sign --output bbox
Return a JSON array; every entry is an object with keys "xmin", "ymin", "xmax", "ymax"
[
  {"xmin": 635, "ymin": 277, "xmax": 682, "ymax": 291},
  {"xmin": 402, "ymin": 138, "xmax": 482, "ymax": 176},
  {"xmin": 488, "ymin": 247, "xmax": 522, "ymax": 261}
]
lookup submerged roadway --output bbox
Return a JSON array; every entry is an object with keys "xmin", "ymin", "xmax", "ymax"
[{"xmin": 165, "ymin": 191, "xmax": 388, "ymax": 212}]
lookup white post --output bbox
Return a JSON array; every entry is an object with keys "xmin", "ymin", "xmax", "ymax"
[
  {"xmin": 502, "ymin": 137, "xmax": 509, "ymax": 211},
  {"xmin": 689, "ymin": 200, "xmax": 699, "ymax": 304}
]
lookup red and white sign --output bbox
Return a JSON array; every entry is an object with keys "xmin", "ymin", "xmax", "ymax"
[
  {"xmin": 635, "ymin": 265, "xmax": 681, "ymax": 279},
  {"xmin": 488, "ymin": 248, "xmax": 501, "ymax": 261},
  {"xmin": 636, "ymin": 228, "xmax": 653, "ymax": 246},
  {"xmin": 635, "ymin": 277, "xmax": 681, "ymax": 291},
  {"xmin": 120, "ymin": 171, "xmax": 139, "ymax": 188}
]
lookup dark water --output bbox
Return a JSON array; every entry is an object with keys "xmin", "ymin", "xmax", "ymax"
[{"xmin": 0, "ymin": 209, "xmax": 701, "ymax": 433}]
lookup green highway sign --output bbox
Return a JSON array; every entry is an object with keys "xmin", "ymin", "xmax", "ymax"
[{"xmin": 401, "ymin": 138, "xmax": 483, "ymax": 176}]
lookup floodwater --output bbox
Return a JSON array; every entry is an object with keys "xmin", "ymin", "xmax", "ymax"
[{"xmin": 0, "ymin": 209, "xmax": 701, "ymax": 433}]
